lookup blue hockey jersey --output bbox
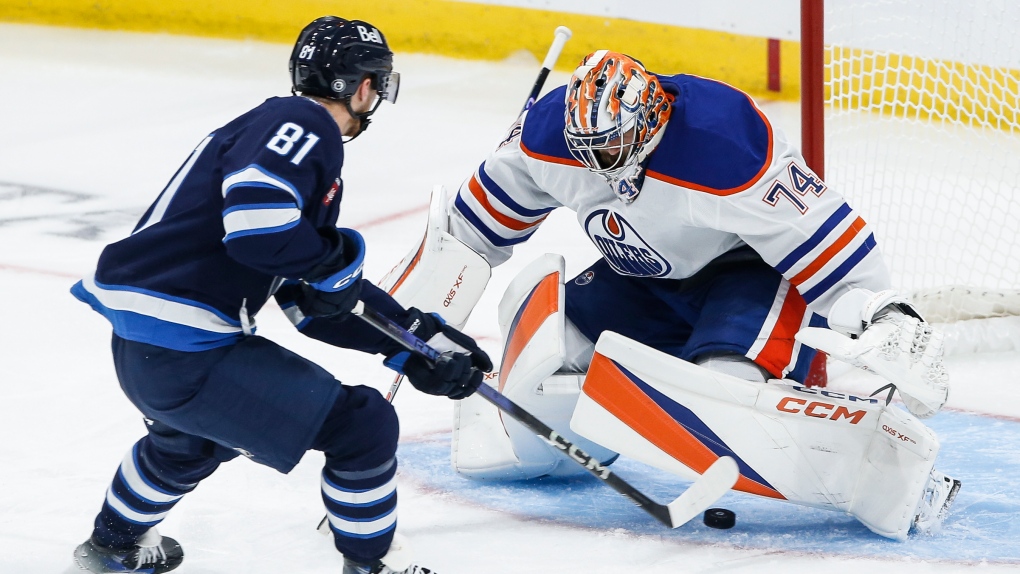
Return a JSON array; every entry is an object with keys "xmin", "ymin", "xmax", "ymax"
[{"xmin": 72, "ymin": 96, "xmax": 405, "ymax": 353}]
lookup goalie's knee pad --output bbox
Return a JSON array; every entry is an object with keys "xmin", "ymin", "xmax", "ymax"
[
  {"xmin": 571, "ymin": 331, "xmax": 940, "ymax": 540},
  {"xmin": 452, "ymin": 254, "xmax": 616, "ymax": 480}
]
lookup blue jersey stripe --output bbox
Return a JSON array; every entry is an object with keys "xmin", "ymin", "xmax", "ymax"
[
  {"xmin": 478, "ymin": 163, "xmax": 555, "ymax": 218},
  {"xmin": 454, "ymin": 193, "xmax": 535, "ymax": 247},
  {"xmin": 71, "ymin": 280, "xmax": 244, "ymax": 351},
  {"xmin": 802, "ymin": 234, "xmax": 878, "ymax": 303},
  {"xmin": 775, "ymin": 203, "xmax": 853, "ymax": 274},
  {"xmin": 222, "ymin": 164, "xmax": 304, "ymax": 209},
  {"xmin": 222, "ymin": 202, "xmax": 297, "ymax": 215},
  {"xmin": 222, "ymin": 219, "xmax": 301, "ymax": 242}
]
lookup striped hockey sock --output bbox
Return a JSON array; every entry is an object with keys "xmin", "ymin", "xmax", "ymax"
[
  {"xmin": 321, "ymin": 457, "xmax": 398, "ymax": 563},
  {"xmin": 92, "ymin": 440, "xmax": 201, "ymax": 550}
]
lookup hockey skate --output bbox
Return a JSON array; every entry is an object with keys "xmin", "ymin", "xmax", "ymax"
[
  {"xmin": 342, "ymin": 557, "xmax": 434, "ymax": 574},
  {"xmin": 913, "ymin": 470, "xmax": 962, "ymax": 534},
  {"xmin": 342, "ymin": 532, "xmax": 434, "ymax": 574},
  {"xmin": 74, "ymin": 528, "xmax": 183, "ymax": 573}
]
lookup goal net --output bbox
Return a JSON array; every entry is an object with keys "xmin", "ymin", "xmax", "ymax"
[{"xmin": 804, "ymin": 0, "xmax": 1020, "ymax": 353}]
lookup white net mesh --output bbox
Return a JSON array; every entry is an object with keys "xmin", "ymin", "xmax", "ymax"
[{"xmin": 823, "ymin": 0, "xmax": 1020, "ymax": 325}]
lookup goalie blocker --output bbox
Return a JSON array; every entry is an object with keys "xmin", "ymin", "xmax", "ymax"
[{"xmin": 452, "ymin": 256, "xmax": 957, "ymax": 539}]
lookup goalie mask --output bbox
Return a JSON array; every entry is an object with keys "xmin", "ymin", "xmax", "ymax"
[
  {"xmin": 290, "ymin": 16, "xmax": 400, "ymax": 138},
  {"xmin": 564, "ymin": 51, "xmax": 672, "ymax": 203}
]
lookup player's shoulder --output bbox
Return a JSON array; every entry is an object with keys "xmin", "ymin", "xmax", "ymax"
[
  {"xmin": 648, "ymin": 74, "xmax": 773, "ymax": 195},
  {"xmin": 232, "ymin": 96, "xmax": 341, "ymax": 142},
  {"xmin": 518, "ymin": 85, "xmax": 581, "ymax": 167}
]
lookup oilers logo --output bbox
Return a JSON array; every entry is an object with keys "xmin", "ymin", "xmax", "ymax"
[{"xmin": 584, "ymin": 210, "xmax": 671, "ymax": 277}]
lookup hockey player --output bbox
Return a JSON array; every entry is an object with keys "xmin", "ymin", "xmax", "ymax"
[
  {"xmin": 69, "ymin": 16, "xmax": 490, "ymax": 574},
  {"xmin": 386, "ymin": 50, "xmax": 957, "ymax": 539}
]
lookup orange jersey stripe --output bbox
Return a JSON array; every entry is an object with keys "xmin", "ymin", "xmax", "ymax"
[
  {"xmin": 584, "ymin": 354, "xmax": 785, "ymax": 499},
  {"xmin": 754, "ymin": 289, "xmax": 808, "ymax": 378},
  {"xmin": 520, "ymin": 140, "xmax": 584, "ymax": 168},
  {"xmin": 498, "ymin": 273, "xmax": 559, "ymax": 393},
  {"xmin": 790, "ymin": 216, "xmax": 866, "ymax": 287},
  {"xmin": 467, "ymin": 175, "xmax": 546, "ymax": 232}
]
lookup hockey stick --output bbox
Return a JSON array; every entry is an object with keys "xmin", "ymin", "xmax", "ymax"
[
  {"xmin": 522, "ymin": 26, "xmax": 573, "ymax": 113},
  {"xmin": 384, "ymin": 374, "xmax": 404, "ymax": 402},
  {"xmin": 347, "ymin": 301, "xmax": 740, "ymax": 529}
]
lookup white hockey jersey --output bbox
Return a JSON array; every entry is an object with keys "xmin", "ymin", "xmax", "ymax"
[{"xmin": 448, "ymin": 75, "xmax": 892, "ymax": 319}]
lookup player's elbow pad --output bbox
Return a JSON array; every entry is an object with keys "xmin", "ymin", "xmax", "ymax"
[{"xmin": 305, "ymin": 227, "xmax": 365, "ymax": 292}]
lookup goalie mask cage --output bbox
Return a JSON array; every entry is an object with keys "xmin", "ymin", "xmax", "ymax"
[{"xmin": 800, "ymin": 0, "xmax": 1020, "ymax": 355}]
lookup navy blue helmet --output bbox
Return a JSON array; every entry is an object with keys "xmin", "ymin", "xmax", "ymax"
[{"xmin": 290, "ymin": 16, "xmax": 399, "ymax": 133}]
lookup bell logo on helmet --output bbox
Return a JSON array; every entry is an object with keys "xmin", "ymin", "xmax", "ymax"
[
  {"xmin": 357, "ymin": 25, "xmax": 384, "ymax": 43},
  {"xmin": 331, "ymin": 79, "xmax": 346, "ymax": 93}
]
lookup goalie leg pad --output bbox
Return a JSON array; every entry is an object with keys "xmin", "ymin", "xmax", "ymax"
[
  {"xmin": 377, "ymin": 185, "xmax": 491, "ymax": 328},
  {"xmin": 451, "ymin": 254, "xmax": 615, "ymax": 480},
  {"xmin": 570, "ymin": 331, "xmax": 940, "ymax": 540}
]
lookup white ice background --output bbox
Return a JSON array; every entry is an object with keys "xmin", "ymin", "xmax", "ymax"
[{"xmin": 1, "ymin": 24, "xmax": 1018, "ymax": 574}]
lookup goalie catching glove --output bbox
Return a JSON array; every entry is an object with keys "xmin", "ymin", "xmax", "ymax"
[
  {"xmin": 796, "ymin": 288, "xmax": 950, "ymax": 418},
  {"xmin": 384, "ymin": 307, "xmax": 493, "ymax": 400}
]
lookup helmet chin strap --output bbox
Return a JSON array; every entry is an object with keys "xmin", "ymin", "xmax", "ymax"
[
  {"xmin": 342, "ymin": 94, "xmax": 386, "ymax": 142},
  {"xmin": 342, "ymin": 99, "xmax": 371, "ymax": 142}
]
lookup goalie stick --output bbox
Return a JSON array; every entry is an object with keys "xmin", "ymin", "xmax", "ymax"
[
  {"xmin": 522, "ymin": 26, "xmax": 572, "ymax": 113},
  {"xmin": 330, "ymin": 301, "xmax": 741, "ymax": 531}
]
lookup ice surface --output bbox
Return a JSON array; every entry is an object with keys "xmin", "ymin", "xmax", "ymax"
[{"xmin": 0, "ymin": 24, "xmax": 1017, "ymax": 573}]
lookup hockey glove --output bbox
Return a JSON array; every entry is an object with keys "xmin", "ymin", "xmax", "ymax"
[
  {"xmin": 384, "ymin": 307, "xmax": 493, "ymax": 399},
  {"xmin": 298, "ymin": 227, "xmax": 365, "ymax": 319},
  {"xmin": 796, "ymin": 288, "xmax": 949, "ymax": 418}
]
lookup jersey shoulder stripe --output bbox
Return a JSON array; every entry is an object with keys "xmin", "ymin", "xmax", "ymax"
[{"xmin": 646, "ymin": 75, "xmax": 773, "ymax": 195}]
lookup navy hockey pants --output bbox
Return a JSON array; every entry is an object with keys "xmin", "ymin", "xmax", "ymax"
[
  {"xmin": 90, "ymin": 334, "xmax": 399, "ymax": 563},
  {"xmin": 565, "ymin": 255, "xmax": 824, "ymax": 382}
]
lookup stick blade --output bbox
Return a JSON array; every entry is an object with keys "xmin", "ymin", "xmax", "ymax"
[{"xmin": 664, "ymin": 456, "xmax": 739, "ymax": 528}]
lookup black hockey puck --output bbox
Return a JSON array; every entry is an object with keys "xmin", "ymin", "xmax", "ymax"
[{"xmin": 703, "ymin": 508, "xmax": 736, "ymax": 529}]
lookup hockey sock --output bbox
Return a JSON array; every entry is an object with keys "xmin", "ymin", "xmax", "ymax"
[
  {"xmin": 92, "ymin": 437, "xmax": 214, "ymax": 550},
  {"xmin": 321, "ymin": 457, "xmax": 398, "ymax": 563}
]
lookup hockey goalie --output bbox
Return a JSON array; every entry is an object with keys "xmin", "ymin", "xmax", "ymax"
[{"xmin": 381, "ymin": 50, "xmax": 959, "ymax": 540}]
